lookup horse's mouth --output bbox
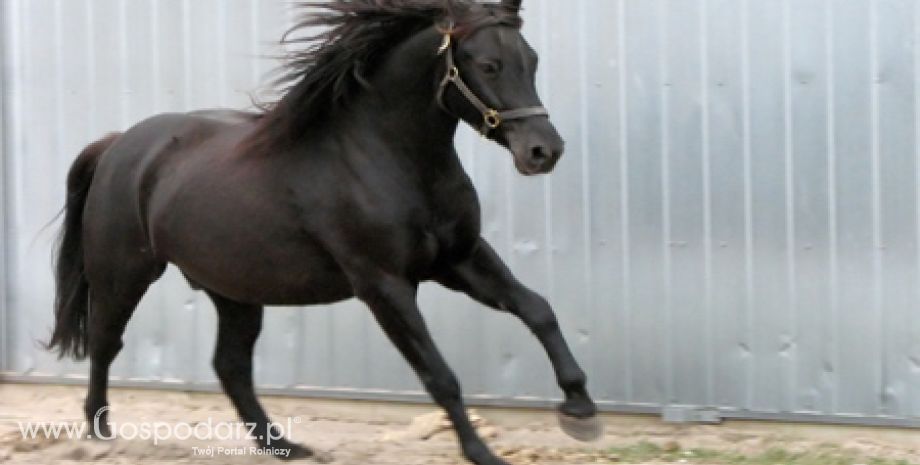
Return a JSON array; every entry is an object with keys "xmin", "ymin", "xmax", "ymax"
[{"xmin": 513, "ymin": 152, "xmax": 561, "ymax": 176}]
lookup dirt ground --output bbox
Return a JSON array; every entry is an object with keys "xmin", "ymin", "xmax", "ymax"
[{"xmin": 0, "ymin": 383, "xmax": 918, "ymax": 465}]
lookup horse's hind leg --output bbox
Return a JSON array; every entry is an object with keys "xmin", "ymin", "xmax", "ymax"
[
  {"xmin": 84, "ymin": 261, "xmax": 164, "ymax": 437},
  {"xmin": 205, "ymin": 291, "xmax": 315, "ymax": 461}
]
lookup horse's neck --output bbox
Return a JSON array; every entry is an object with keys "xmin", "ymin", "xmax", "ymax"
[{"xmin": 344, "ymin": 28, "xmax": 462, "ymax": 167}]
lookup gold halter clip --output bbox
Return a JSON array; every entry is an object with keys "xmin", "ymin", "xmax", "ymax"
[{"xmin": 437, "ymin": 32, "xmax": 452, "ymax": 55}]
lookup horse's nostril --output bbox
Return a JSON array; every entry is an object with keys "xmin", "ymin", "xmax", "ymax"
[{"xmin": 531, "ymin": 145, "xmax": 550, "ymax": 161}]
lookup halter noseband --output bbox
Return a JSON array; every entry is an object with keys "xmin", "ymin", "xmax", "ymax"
[{"xmin": 435, "ymin": 31, "xmax": 549, "ymax": 135}]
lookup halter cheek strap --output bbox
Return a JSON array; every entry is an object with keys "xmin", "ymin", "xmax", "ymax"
[{"xmin": 435, "ymin": 32, "xmax": 549, "ymax": 135}]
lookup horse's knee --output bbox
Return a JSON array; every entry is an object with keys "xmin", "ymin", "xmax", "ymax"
[{"xmin": 514, "ymin": 291, "xmax": 560, "ymax": 335}]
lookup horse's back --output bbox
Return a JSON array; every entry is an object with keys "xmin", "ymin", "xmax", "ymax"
[{"xmin": 91, "ymin": 109, "xmax": 258, "ymax": 179}]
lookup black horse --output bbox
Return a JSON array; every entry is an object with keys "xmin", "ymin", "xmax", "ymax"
[{"xmin": 47, "ymin": 1, "xmax": 600, "ymax": 463}]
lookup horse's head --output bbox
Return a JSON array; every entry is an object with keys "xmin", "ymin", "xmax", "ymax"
[{"xmin": 437, "ymin": 0, "xmax": 563, "ymax": 176}]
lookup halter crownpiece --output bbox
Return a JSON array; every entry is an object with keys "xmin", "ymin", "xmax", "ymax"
[{"xmin": 434, "ymin": 19, "xmax": 549, "ymax": 136}]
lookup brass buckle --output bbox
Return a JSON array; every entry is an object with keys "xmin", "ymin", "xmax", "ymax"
[
  {"xmin": 484, "ymin": 109, "xmax": 501, "ymax": 129},
  {"xmin": 438, "ymin": 33, "xmax": 452, "ymax": 55}
]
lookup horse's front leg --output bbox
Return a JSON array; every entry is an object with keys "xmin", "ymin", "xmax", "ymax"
[
  {"xmin": 437, "ymin": 238, "xmax": 603, "ymax": 441},
  {"xmin": 354, "ymin": 274, "xmax": 510, "ymax": 465}
]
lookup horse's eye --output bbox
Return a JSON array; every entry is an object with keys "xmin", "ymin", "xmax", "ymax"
[{"xmin": 477, "ymin": 60, "xmax": 501, "ymax": 76}]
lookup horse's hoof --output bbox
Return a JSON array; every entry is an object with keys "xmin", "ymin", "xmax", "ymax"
[{"xmin": 556, "ymin": 411, "xmax": 604, "ymax": 442}]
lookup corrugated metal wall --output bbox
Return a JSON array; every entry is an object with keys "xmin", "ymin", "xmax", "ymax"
[{"xmin": 2, "ymin": 0, "xmax": 920, "ymax": 426}]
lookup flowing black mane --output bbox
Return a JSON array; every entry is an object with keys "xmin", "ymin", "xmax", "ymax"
[{"xmin": 246, "ymin": 0, "xmax": 523, "ymax": 150}]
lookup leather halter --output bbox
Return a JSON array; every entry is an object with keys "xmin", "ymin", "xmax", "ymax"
[{"xmin": 435, "ymin": 31, "xmax": 549, "ymax": 135}]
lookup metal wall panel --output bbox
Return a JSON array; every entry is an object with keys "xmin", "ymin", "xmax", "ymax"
[
  {"xmin": 0, "ymin": 0, "xmax": 7, "ymax": 373},
  {"xmin": 2, "ymin": 0, "xmax": 920, "ymax": 426}
]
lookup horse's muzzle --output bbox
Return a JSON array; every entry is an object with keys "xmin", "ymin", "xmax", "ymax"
[{"xmin": 507, "ymin": 119, "xmax": 565, "ymax": 175}]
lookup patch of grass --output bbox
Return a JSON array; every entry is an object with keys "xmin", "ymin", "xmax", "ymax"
[{"xmin": 602, "ymin": 441, "xmax": 917, "ymax": 465}]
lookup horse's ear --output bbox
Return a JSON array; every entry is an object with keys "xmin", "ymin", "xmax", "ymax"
[{"xmin": 501, "ymin": 0, "xmax": 523, "ymax": 14}]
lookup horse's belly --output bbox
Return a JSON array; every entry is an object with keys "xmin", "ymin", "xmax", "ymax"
[
  {"xmin": 170, "ymin": 240, "xmax": 355, "ymax": 306},
  {"xmin": 144, "ymin": 138, "xmax": 356, "ymax": 306},
  {"xmin": 153, "ymin": 197, "xmax": 355, "ymax": 306}
]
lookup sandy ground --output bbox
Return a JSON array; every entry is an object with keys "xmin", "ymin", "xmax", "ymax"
[{"xmin": 0, "ymin": 383, "xmax": 918, "ymax": 465}]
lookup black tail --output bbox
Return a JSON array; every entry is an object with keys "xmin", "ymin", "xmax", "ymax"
[{"xmin": 47, "ymin": 134, "xmax": 120, "ymax": 360}]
